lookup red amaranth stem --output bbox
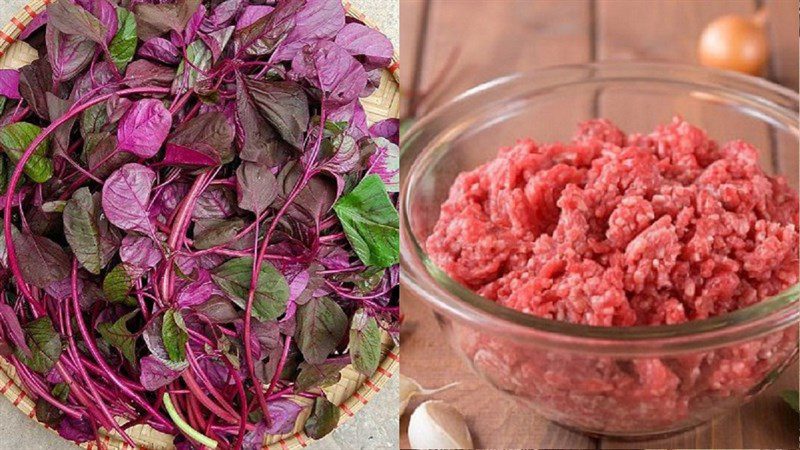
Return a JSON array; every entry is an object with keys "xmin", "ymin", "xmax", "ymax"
[
  {"xmin": 169, "ymin": 90, "xmax": 194, "ymax": 114},
  {"xmin": 7, "ymin": 106, "xmax": 29, "ymax": 124},
  {"xmin": 184, "ymin": 343, "xmax": 258, "ymax": 432},
  {"xmin": 243, "ymin": 107, "xmax": 328, "ymax": 425},
  {"xmin": 3, "ymin": 86, "xmax": 171, "ymax": 312},
  {"xmin": 54, "ymin": 363, "xmax": 109, "ymax": 426},
  {"xmin": 70, "ymin": 273, "xmax": 174, "ymax": 431},
  {"xmin": 68, "ymin": 259, "xmax": 136, "ymax": 447},
  {"xmin": 59, "ymin": 152, "xmax": 103, "ymax": 184},
  {"xmin": 324, "ymin": 280, "xmax": 395, "ymax": 301},
  {"xmin": 224, "ymin": 355, "xmax": 248, "ymax": 450},
  {"xmin": 160, "ymin": 169, "xmax": 215, "ymax": 301},
  {"xmin": 187, "ymin": 395, "xmax": 207, "ymax": 431},
  {"xmin": 264, "ymin": 336, "xmax": 292, "ymax": 401},
  {"xmin": 10, "ymin": 357, "xmax": 82, "ymax": 419},
  {"xmin": 181, "ymin": 370, "xmax": 241, "ymax": 426}
]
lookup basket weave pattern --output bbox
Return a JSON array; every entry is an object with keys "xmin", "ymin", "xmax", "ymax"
[{"xmin": 0, "ymin": 1, "xmax": 400, "ymax": 449}]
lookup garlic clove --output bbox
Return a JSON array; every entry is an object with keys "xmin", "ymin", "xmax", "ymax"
[
  {"xmin": 400, "ymin": 374, "xmax": 459, "ymax": 416},
  {"xmin": 408, "ymin": 400, "xmax": 473, "ymax": 449}
]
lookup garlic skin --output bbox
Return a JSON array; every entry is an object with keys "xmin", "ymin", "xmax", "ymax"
[
  {"xmin": 400, "ymin": 374, "xmax": 459, "ymax": 415},
  {"xmin": 399, "ymin": 374, "xmax": 418, "ymax": 415},
  {"xmin": 408, "ymin": 400, "xmax": 473, "ymax": 449}
]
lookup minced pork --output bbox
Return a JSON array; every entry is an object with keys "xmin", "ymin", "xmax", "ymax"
[{"xmin": 428, "ymin": 117, "xmax": 798, "ymax": 326}]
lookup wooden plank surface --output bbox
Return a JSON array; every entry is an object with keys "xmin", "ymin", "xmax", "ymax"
[
  {"xmin": 764, "ymin": 0, "xmax": 800, "ymax": 91},
  {"xmin": 763, "ymin": 0, "xmax": 800, "ymax": 188},
  {"xmin": 401, "ymin": 1, "xmax": 800, "ymax": 449},
  {"xmin": 413, "ymin": 0, "xmax": 593, "ymax": 117},
  {"xmin": 399, "ymin": 0, "xmax": 427, "ymax": 117}
]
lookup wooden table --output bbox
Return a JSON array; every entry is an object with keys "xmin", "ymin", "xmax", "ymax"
[{"xmin": 400, "ymin": 1, "xmax": 800, "ymax": 448}]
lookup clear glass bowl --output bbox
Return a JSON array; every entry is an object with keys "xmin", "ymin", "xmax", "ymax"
[{"xmin": 400, "ymin": 63, "xmax": 800, "ymax": 438}]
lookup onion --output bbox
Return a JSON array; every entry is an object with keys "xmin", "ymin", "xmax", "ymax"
[{"xmin": 698, "ymin": 10, "xmax": 768, "ymax": 75}]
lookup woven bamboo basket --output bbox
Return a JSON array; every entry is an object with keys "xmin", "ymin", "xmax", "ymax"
[{"xmin": 0, "ymin": 1, "xmax": 400, "ymax": 449}]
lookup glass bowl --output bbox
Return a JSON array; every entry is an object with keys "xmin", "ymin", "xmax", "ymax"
[{"xmin": 400, "ymin": 62, "xmax": 800, "ymax": 438}]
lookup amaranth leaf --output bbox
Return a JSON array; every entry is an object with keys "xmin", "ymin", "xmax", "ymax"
[
  {"xmin": 161, "ymin": 309, "xmax": 188, "ymax": 362},
  {"xmin": 10, "ymin": 226, "xmax": 70, "ymax": 289},
  {"xmin": 15, "ymin": 317, "xmax": 62, "ymax": 374},
  {"xmin": 97, "ymin": 310, "xmax": 138, "ymax": 366},
  {"xmin": 210, "ymin": 257, "xmax": 289, "ymax": 321},
  {"xmin": 295, "ymin": 296, "xmax": 347, "ymax": 364},
  {"xmin": 304, "ymin": 397, "xmax": 339, "ymax": 440},
  {"xmin": 109, "ymin": 7, "xmax": 138, "ymax": 71},
  {"xmin": 63, "ymin": 187, "xmax": 120, "ymax": 274},
  {"xmin": 333, "ymin": 175, "xmax": 398, "ymax": 268},
  {"xmin": 0, "ymin": 122, "xmax": 53, "ymax": 183}
]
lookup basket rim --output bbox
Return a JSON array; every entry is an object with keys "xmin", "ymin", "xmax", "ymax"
[{"xmin": 0, "ymin": 1, "xmax": 399, "ymax": 449}]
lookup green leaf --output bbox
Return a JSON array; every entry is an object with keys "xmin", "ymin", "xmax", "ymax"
[
  {"xmin": 349, "ymin": 267, "xmax": 385, "ymax": 294},
  {"xmin": 349, "ymin": 308, "xmax": 381, "ymax": 376},
  {"xmin": 109, "ymin": 8, "xmax": 137, "ymax": 71},
  {"xmin": 296, "ymin": 296, "xmax": 347, "ymax": 364},
  {"xmin": 295, "ymin": 360, "xmax": 347, "ymax": 392},
  {"xmin": 46, "ymin": 93, "xmax": 78, "ymax": 155},
  {"xmin": 304, "ymin": 397, "xmax": 339, "ymax": 440},
  {"xmin": 193, "ymin": 218, "xmax": 244, "ymax": 250},
  {"xmin": 162, "ymin": 309, "xmax": 188, "ymax": 363},
  {"xmin": 333, "ymin": 175, "xmax": 399, "ymax": 268},
  {"xmin": 85, "ymin": 132, "xmax": 134, "ymax": 179},
  {"xmin": 53, "ymin": 382, "xmax": 69, "ymax": 401},
  {"xmin": 324, "ymin": 120, "xmax": 349, "ymax": 135},
  {"xmin": 210, "ymin": 257, "xmax": 289, "ymax": 321},
  {"xmin": 63, "ymin": 187, "xmax": 120, "ymax": 274},
  {"xmin": 35, "ymin": 382, "xmax": 69, "ymax": 426},
  {"xmin": 80, "ymin": 103, "xmax": 108, "ymax": 139},
  {"xmin": 97, "ymin": 311, "xmax": 138, "ymax": 366},
  {"xmin": 103, "ymin": 264, "xmax": 135, "ymax": 305},
  {"xmin": 782, "ymin": 390, "xmax": 799, "ymax": 413},
  {"xmin": 0, "ymin": 122, "xmax": 53, "ymax": 183},
  {"xmin": 15, "ymin": 317, "xmax": 62, "ymax": 374},
  {"xmin": 173, "ymin": 39, "xmax": 211, "ymax": 94}
]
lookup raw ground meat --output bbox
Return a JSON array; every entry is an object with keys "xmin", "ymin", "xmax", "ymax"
[
  {"xmin": 427, "ymin": 117, "xmax": 799, "ymax": 326},
  {"xmin": 426, "ymin": 117, "xmax": 800, "ymax": 434}
]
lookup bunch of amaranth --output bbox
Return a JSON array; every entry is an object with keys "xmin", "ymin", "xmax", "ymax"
[{"xmin": 0, "ymin": 0, "xmax": 399, "ymax": 448}]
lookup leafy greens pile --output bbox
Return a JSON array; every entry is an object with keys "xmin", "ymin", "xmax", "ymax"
[{"xmin": 0, "ymin": 0, "xmax": 399, "ymax": 448}]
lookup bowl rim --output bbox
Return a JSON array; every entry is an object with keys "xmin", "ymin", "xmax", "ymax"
[{"xmin": 400, "ymin": 61, "xmax": 800, "ymax": 355}]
